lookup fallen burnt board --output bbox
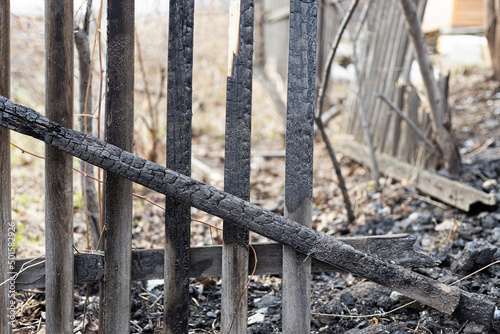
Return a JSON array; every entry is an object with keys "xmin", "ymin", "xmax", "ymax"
[
  {"xmin": 1, "ymin": 96, "xmax": 497, "ymax": 325},
  {"xmin": 14, "ymin": 235, "xmax": 438, "ymax": 290},
  {"xmin": 333, "ymin": 135, "xmax": 496, "ymax": 211}
]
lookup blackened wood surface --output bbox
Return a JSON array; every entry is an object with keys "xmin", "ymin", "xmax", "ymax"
[
  {"xmin": 44, "ymin": 1, "xmax": 74, "ymax": 333},
  {"xmin": 0, "ymin": 1, "xmax": 10, "ymax": 333},
  {"xmin": 14, "ymin": 235, "xmax": 440, "ymax": 290},
  {"xmin": 102, "ymin": 1, "xmax": 135, "ymax": 333},
  {"xmin": 222, "ymin": 0, "xmax": 254, "ymax": 332},
  {"xmin": 165, "ymin": 1, "xmax": 194, "ymax": 333},
  {"xmin": 0, "ymin": 98, "xmax": 465, "ymax": 315},
  {"xmin": 283, "ymin": 1, "xmax": 317, "ymax": 332}
]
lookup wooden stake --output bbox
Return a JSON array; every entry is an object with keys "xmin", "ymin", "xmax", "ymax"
[
  {"xmin": 0, "ymin": 0, "xmax": 11, "ymax": 332},
  {"xmin": 222, "ymin": 0, "xmax": 254, "ymax": 332},
  {"xmin": 44, "ymin": 1, "xmax": 74, "ymax": 333},
  {"xmin": 283, "ymin": 2, "xmax": 317, "ymax": 331},
  {"xmin": 164, "ymin": 1, "xmax": 194, "ymax": 333},
  {"xmin": 102, "ymin": 1, "xmax": 134, "ymax": 333}
]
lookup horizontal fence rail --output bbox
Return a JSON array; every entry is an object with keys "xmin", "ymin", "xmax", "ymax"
[{"xmin": 13, "ymin": 235, "xmax": 439, "ymax": 290}]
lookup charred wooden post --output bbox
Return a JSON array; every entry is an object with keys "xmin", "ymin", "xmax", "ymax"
[
  {"xmin": 0, "ymin": 1, "xmax": 10, "ymax": 333},
  {"xmin": 101, "ymin": 1, "xmax": 135, "ymax": 333},
  {"xmin": 44, "ymin": 1, "xmax": 75, "ymax": 333},
  {"xmin": 283, "ymin": 1, "xmax": 317, "ymax": 331},
  {"xmin": 222, "ymin": 0, "xmax": 254, "ymax": 332},
  {"xmin": 164, "ymin": 1, "xmax": 194, "ymax": 333},
  {"xmin": 2, "ymin": 97, "xmax": 498, "ymax": 327}
]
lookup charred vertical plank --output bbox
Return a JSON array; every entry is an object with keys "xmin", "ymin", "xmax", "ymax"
[
  {"xmin": 44, "ymin": 1, "xmax": 74, "ymax": 333},
  {"xmin": 0, "ymin": 1, "xmax": 11, "ymax": 333},
  {"xmin": 222, "ymin": 1, "xmax": 254, "ymax": 332},
  {"xmin": 164, "ymin": 1, "xmax": 194, "ymax": 333},
  {"xmin": 102, "ymin": 1, "xmax": 135, "ymax": 333},
  {"xmin": 283, "ymin": 1, "xmax": 317, "ymax": 332}
]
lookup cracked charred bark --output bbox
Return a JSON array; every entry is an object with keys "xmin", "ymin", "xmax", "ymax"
[
  {"xmin": 164, "ymin": 1, "xmax": 194, "ymax": 333},
  {"xmin": 0, "ymin": 96, "xmax": 496, "ymax": 328},
  {"xmin": 222, "ymin": 0, "xmax": 254, "ymax": 332}
]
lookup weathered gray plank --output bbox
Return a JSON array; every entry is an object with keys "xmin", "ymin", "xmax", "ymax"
[
  {"xmin": 334, "ymin": 134, "xmax": 496, "ymax": 211},
  {"xmin": 44, "ymin": 1, "xmax": 74, "ymax": 333},
  {"xmin": 0, "ymin": 0, "xmax": 11, "ymax": 332},
  {"xmin": 222, "ymin": 1, "xmax": 254, "ymax": 332},
  {"xmin": 0, "ymin": 98, "xmax": 476, "ymax": 316},
  {"xmin": 13, "ymin": 235, "xmax": 440, "ymax": 290},
  {"xmin": 165, "ymin": 1, "xmax": 194, "ymax": 333},
  {"xmin": 102, "ymin": 1, "xmax": 135, "ymax": 333},
  {"xmin": 283, "ymin": 1, "xmax": 317, "ymax": 332}
]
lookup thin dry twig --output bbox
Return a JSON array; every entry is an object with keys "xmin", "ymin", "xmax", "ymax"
[{"xmin": 313, "ymin": 0, "xmax": 359, "ymax": 224}]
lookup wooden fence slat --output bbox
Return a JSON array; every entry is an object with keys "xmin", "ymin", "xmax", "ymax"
[
  {"xmin": 283, "ymin": 1, "xmax": 317, "ymax": 332},
  {"xmin": 102, "ymin": 1, "xmax": 135, "ymax": 333},
  {"xmin": 165, "ymin": 1, "xmax": 194, "ymax": 333},
  {"xmin": 44, "ymin": 1, "xmax": 74, "ymax": 333},
  {"xmin": 0, "ymin": 0, "xmax": 10, "ymax": 332},
  {"xmin": 222, "ymin": 1, "xmax": 254, "ymax": 332}
]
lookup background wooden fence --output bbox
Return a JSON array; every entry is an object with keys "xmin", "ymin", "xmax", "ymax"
[
  {"xmin": 0, "ymin": 0, "xmax": 319, "ymax": 333},
  {"xmin": 258, "ymin": 0, "xmax": 447, "ymax": 171}
]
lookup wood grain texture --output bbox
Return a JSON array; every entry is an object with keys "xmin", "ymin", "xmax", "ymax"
[
  {"xmin": 0, "ymin": 98, "xmax": 466, "ymax": 315},
  {"xmin": 44, "ymin": 1, "xmax": 74, "ymax": 332},
  {"xmin": 0, "ymin": 0, "xmax": 11, "ymax": 332},
  {"xmin": 283, "ymin": 1, "xmax": 317, "ymax": 332},
  {"xmin": 102, "ymin": 1, "xmax": 135, "ymax": 333},
  {"xmin": 222, "ymin": 0, "xmax": 254, "ymax": 332},
  {"xmin": 164, "ymin": 1, "xmax": 194, "ymax": 333}
]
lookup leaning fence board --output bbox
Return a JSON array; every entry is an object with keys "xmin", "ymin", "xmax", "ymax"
[
  {"xmin": 44, "ymin": 1, "xmax": 74, "ymax": 333},
  {"xmin": 5, "ymin": 97, "xmax": 499, "ymax": 320},
  {"xmin": 333, "ymin": 135, "xmax": 496, "ymax": 211},
  {"xmin": 283, "ymin": 1, "xmax": 317, "ymax": 332},
  {"xmin": 0, "ymin": 1, "xmax": 10, "ymax": 332},
  {"xmin": 222, "ymin": 0, "xmax": 254, "ymax": 332},
  {"xmin": 14, "ymin": 234, "xmax": 439, "ymax": 290},
  {"xmin": 165, "ymin": 1, "xmax": 194, "ymax": 333},
  {"xmin": 102, "ymin": 1, "xmax": 135, "ymax": 333}
]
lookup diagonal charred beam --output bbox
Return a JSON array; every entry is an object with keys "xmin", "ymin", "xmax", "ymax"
[{"xmin": 0, "ymin": 96, "xmax": 494, "ymax": 323}]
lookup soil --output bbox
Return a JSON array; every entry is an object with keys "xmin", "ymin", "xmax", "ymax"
[{"xmin": 7, "ymin": 6, "xmax": 500, "ymax": 334}]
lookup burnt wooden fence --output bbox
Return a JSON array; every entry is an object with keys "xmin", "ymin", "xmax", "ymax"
[
  {"xmin": 0, "ymin": 1, "xmax": 319, "ymax": 333},
  {"xmin": 2, "ymin": 1, "xmax": 493, "ymax": 334}
]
